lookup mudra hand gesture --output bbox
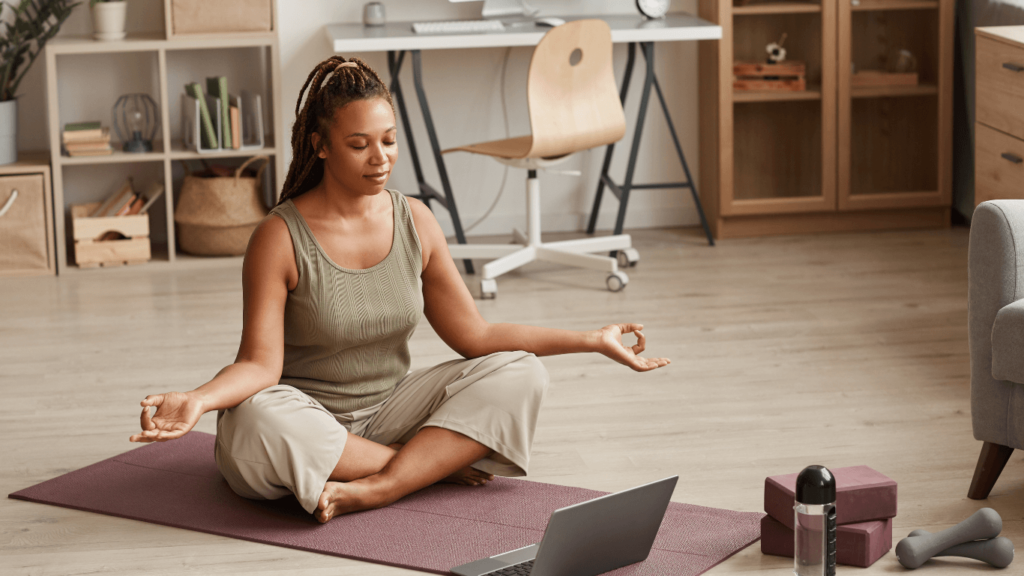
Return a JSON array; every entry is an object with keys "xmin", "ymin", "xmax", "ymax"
[
  {"xmin": 129, "ymin": 391, "xmax": 204, "ymax": 443},
  {"xmin": 595, "ymin": 323, "xmax": 670, "ymax": 372}
]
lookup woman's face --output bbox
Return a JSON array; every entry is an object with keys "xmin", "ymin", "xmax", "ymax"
[{"xmin": 317, "ymin": 97, "xmax": 398, "ymax": 197}]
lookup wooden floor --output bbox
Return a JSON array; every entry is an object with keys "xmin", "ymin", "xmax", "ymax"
[{"xmin": 2, "ymin": 226, "xmax": 1020, "ymax": 575}]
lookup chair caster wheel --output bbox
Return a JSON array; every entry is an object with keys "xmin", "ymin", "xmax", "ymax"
[
  {"xmin": 616, "ymin": 248, "xmax": 640, "ymax": 268},
  {"xmin": 606, "ymin": 271, "xmax": 628, "ymax": 292},
  {"xmin": 480, "ymin": 279, "xmax": 497, "ymax": 299}
]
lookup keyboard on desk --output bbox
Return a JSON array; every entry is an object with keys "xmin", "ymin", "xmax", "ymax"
[
  {"xmin": 412, "ymin": 19, "xmax": 506, "ymax": 34},
  {"xmin": 483, "ymin": 559, "xmax": 534, "ymax": 576}
]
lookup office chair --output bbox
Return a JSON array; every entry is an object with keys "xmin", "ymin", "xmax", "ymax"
[{"xmin": 444, "ymin": 19, "xmax": 636, "ymax": 299}]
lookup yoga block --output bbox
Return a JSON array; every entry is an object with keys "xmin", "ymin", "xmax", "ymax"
[
  {"xmin": 760, "ymin": 515, "xmax": 893, "ymax": 568},
  {"xmin": 765, "ymin": 465, "xmax": 897, "ymax": 529}
]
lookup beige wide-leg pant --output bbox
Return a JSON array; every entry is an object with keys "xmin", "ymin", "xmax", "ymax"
[{"xmin": 214, "ymin": 351, "xmax": 549, "ymax": 514}]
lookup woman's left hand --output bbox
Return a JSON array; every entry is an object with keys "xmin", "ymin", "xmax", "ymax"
[{"xmin": 594, "ymin": 323, "xmax": 670, "ymax": 372}]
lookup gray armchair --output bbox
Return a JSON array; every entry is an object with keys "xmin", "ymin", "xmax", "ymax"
[{"xmin": 968, "ymin": 200, "xmax": 1024, "ymax": 499}]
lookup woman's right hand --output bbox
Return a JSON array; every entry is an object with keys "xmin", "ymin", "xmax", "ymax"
[{"xmin": 129, "ymin": 391, "xmax": 205, "ymax": 443}]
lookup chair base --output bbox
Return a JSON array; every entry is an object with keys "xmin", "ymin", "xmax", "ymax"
[{"xmin": 448, "ymin": 168, "xmax": 638, "ymax": 298}]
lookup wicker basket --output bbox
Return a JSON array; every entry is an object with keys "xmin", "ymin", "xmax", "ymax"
[{"xmin": 175, "ymin": 156, "xmax": 269, "ymax": 256}]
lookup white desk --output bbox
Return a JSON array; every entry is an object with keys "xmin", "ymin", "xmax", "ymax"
[
  {"xmin": 325, "ymin": 14, "xmax": 721, "ymax": 52},
  {"xmin": 325, "ymin": 15, "xmax": 722, "ymax": 272}
]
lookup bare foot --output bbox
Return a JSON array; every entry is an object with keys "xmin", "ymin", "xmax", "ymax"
[
  {"xmin": 315, "ymin": 480, "xmax": 384, "ymax": 523},
  {"xmin": 442, "ymin": 466, "xmax": 494, "ymax": 486}
]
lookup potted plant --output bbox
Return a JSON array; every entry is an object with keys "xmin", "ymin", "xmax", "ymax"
[
  {"xmin": 90, "ymin": 0, "xmax": 126, "ymax": 41},
  {"xmin": 0, "ymin": 0, "xmax": 78, "ymax": 165}
]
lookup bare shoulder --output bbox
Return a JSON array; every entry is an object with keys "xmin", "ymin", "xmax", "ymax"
[
  {"xmin": 244, "ymin": 213, "xmax": 298, "ymax": 291},
  {"xmin": 405, "ymin": 196, "xmax": 446, "ymax": 264}
]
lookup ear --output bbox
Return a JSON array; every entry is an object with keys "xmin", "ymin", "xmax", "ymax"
[{"xmin": 311, "ymin": 132, "xmax": 327, "ymax": 159}]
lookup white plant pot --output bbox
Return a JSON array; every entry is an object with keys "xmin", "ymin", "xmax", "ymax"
[
  {"xmin": 92, "ymin": 2, "xmax": 127, "ymax": 41},
  {"xmin": 0, "ymin": 99, "xmax": 17, "ymax": 166}
]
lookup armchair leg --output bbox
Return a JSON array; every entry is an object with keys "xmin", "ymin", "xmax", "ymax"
[{"xmin": 968, "ymin": 442, "xmax": 1014, "ymax": 499}]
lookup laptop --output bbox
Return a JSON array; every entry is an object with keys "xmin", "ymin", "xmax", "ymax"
[{"xmin": 450, "ymin": 475, "xmax": 679, "ymax": 576}]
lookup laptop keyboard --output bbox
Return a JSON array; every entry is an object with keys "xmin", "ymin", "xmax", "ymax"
[{"xmin": 483, "ymin": 559, "xmax": 534, "ymax": 576}]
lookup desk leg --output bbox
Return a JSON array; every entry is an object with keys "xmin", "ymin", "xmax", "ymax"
[
  {"xmin": 587, "ymin": 42, "xmax": 714, "ymax": 247},
  {"xmin": 651, "ymin": 72, "xmax": 714, "ymax": 246},
  {"xmin": 587, "ymin": 42, "xmax": 636, "ymax": 235},
  {"xmin": 410, "ymin": 50, "xmax": 474, "ymax": 274},
  {"xmin": 388, "ymin": 51, "xmax": 428, "ymax": 205}
]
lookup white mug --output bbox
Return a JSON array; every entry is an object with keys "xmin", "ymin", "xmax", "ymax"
[{"xmin": 363, "ymin": 2, "xmax": 386, "ymax": 26}]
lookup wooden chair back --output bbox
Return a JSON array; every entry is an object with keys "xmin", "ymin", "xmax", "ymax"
[{"xmin": 524, "ymin": 19, "xmax": 626, "ymax": 158}]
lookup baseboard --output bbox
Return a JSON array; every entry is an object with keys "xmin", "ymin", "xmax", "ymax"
[
  {"xmin": 715, "ymin": 207, "xmax": 952, "ymax": 239},
  {"xmin": 434, "ymin": 207, "xmax": 699, "ymax": 238}
]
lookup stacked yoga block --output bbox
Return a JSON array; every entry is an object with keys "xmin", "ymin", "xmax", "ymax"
[{"xmin": 761, "ymin": 465, "xmax": 897, "ymax": 567}]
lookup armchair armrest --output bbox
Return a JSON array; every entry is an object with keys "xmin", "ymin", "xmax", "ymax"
[{"xmin": 969, "ymin": 200, "xmax": 1024, "ymax": 448}]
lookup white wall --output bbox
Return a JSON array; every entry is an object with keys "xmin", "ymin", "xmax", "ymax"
[{"xmin": 16, "ymin": 0, "xmax": 703, "ymax": 238}]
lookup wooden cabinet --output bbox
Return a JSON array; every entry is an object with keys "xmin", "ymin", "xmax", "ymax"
[
  {"xmin": 699, "ymin": 0, "xmax": 953, "ymax": 238},
  {"xmin": 975, "ymin": 26, "xmax": 1024, "ymax": 206},
  {"xmin": 0, "ymin": 154, "xmax": 54, "ymax": 277}
]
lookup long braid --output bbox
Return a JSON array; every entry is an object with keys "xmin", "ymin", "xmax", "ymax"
[{"xmin": 278, "ymin": 56, "xmax": 395, "ymax": 205}]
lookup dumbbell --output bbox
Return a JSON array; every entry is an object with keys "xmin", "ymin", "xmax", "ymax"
[
  {"xmin": 906, "ymin": 529, "xmax": 1013, "ymax": 569},
  {"xmin": 895, "ymin": 508, "xmax": 1003, "ymax": 569}
]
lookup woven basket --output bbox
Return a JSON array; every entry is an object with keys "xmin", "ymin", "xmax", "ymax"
[{"xmin": 175, "ymin": 156, "xmax": 269, "ymax": 256}]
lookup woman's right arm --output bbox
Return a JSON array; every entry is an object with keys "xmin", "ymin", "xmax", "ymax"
[{"xmin": 130, "ymin": 215, "xmax": 296, "ymax": 443}]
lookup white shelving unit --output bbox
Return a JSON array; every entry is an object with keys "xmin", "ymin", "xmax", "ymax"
[{"xmin": 45, "ymin": 18, "xmax": 285, "ymax": 274}]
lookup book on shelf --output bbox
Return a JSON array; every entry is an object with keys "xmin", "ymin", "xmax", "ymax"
[
  {"xmin": 65, "ymin": 147, "xmax": 113, "ymax": 157},
  {"xmin": 138, "ymin": 182, "xmax": 164, "ymax": 214},
  {"xmin": 64, "ymin": 141, "xmax": 113, "ymax": 153},
  {"xmin": 230, "ymin": 104, "xmax": 241, "ymax": 149},
  {"xmin": 206, "ymin": 76, "xmax": 231, "ymax": 149},
  {"xmin": 185, "ymin": 82, "xmax": 219, "ymax": 149},
  {"xmin": 63, "ymin": 127, "xmax": 110, "ymax": 144},
  {"xmin": 90, "ymin": 178, "xmax": 135, "ymax": 218}
]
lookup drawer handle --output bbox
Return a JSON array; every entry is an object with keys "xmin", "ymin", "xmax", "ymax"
[
  {"xmin": 1002, "ymin": 152, "xmax": 1024, "ymax": 164},
  {"xmin": 0, "ymin": 189, "xmax": 17, "ymax": 218},
  {"xmin": 1003, "ymin": 62, "xmax": 1024, "ymax": 72}
]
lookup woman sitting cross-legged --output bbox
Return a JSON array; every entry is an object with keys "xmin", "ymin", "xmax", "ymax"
[{"xmin": 130, "ymin": 56, "xmax": 670, "ymax": 524}]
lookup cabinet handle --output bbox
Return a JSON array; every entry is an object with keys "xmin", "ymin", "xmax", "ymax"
[
  {"xmin": 0, "ymin": 189, "xmax": 17, "ymax": 218},
  {"xmin": 1002, "ymin": 152, "xmax": 1024, "ymax": 164},
  {"xmin": 1003, "ymin": 62, "xmax": 1024, "ymax": 72}
]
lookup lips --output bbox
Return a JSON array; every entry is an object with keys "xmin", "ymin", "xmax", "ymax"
[{"xmin": 364, "ymin": 172, "xmax": 389, "ymax": 182}]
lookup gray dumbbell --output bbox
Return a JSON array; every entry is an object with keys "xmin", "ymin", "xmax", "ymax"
[
  {"xmin": 906, "ymin": 529, "xmax": 1014, "ymax": 569},
  {"xmin": 895, "ymin": 508, "xmax": 1003, "ymax": 569}
]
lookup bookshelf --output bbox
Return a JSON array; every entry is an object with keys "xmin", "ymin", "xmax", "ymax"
[
  {"xmin": 698, "ymin": 0, "xmax": 953, "ymax": 238},
  {"xmin": 44, "ymin": 7, "xmax": 285, "ymax": 274}
]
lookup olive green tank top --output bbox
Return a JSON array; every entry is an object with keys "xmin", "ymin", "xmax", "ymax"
[{"xmin": 270, "ymin": 190, "xmax": 424, "ymax": 416}]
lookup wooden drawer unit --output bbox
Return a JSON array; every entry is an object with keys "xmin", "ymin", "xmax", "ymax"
[
  {"xmin": 0, "ymin": 155, "xmax": 54, "ymax": 276},
  {"xmin": 975, "ymin": 123, "xmax": 1024, "ymax": 205},
  {"xmin": 977, "ymin": 34, "xmax": 1024, "ymax": 142},
  {"xmin": 976, "ymin": 27, "xmax": 1024, "ymax": 207}
]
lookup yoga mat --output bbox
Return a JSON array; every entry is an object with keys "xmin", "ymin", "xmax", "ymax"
[{"xmin": 9, "ymin": 432, "xmax": 763, "ymax": 575}]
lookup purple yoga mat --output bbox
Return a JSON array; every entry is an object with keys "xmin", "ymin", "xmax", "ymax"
[{"xmin": 9, "ymin": 432, "xmax": 763, "ymax": 575}]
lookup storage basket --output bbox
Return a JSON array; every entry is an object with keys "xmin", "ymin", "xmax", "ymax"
[
  {"xmin": 171, "ymin": 0, "xmax": 273, "ymax": 35},
  {"xmin": 175, "ymin": 156, "xmax": 269, "ymax": 256}
]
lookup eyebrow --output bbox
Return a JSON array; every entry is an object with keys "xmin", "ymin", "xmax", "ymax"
[{"xmin": 345, "ymin": 126, "xmax": 397, "ymax": 138}]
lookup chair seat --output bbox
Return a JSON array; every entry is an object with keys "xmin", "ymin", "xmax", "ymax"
[
  {"xmin": 443, "ymin": 136, "xmax": 534, "ymax": 159},
  {"xmin": 992, "ymin": 298, "xmax": 1024, "ymax": 384}
]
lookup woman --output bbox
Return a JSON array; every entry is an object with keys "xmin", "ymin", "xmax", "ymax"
[{"xmin": 130, "ymin": 56, "xmax": 669, "ymax": 524}]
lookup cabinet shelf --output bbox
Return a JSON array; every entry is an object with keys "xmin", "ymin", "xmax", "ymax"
[
  {"xmin": 47, "ymin": 33, "xmax": 276, "ymax": 55},
  {"xmin": 850, "ymin": 0, "xmax": 938, "ymax": 11},
  {"xmin": 733, "ymin": 2, "xmax": 822, "ymax": 15},
  {"xmin": 59, "ymin": 141, "xmax": 165, "ymax": 165},
  {"xmin": 734, "ymin": 87, "xmax": 823, "ymax": 102},
  {"xmin": 168, "ymin": 138, "xmax": 278, "ymax": 160},
  {"xmin": 850, "ymin": 83, "xmax": 938, "ymax": 98}
]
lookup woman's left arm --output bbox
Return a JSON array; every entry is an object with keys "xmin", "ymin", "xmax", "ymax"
[{"xmin": 409, "ymin": 199, "xmax": 669, "ymax": 372}]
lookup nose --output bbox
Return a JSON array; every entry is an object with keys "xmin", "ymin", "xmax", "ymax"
[{"xmin": 369, "ymin": 142, "xmax": 388, "ymax": 166}]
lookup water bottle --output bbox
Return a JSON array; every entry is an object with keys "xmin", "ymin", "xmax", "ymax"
[{"xmin": 794, "ymin": 465, "xmax": 837, "ymax": 576}]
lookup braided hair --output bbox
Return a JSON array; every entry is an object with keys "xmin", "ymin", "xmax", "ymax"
[{"xmin": 277, "ymin": 56, "xmax": 395, "ymax": 205}]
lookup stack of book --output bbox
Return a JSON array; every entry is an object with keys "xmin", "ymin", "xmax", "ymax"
[
  {"xmin": 89, "ymin": 179, "xmax": 165, "ymax": 240},
  {"xmin": 760, "ymin": 465, "xmax": 897, "ymax": 568},
  {"xmin": 63, "ymin": 121, "xmax": 112, "ymax": 156}
]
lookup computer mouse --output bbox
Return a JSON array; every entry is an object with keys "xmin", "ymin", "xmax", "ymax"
[{"xmin": 535, "ymin": 17, "xmax": 566, "ymax": 27}]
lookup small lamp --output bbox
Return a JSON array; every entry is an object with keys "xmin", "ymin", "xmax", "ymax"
[{"xmin": 112, "ymin": 93, "xmax": 158, "ymax": 153}]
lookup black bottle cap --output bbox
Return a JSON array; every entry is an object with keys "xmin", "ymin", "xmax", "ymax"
[{"xmin": 796, "ymin": 465, "xmax": 836, "ymax": 505}]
